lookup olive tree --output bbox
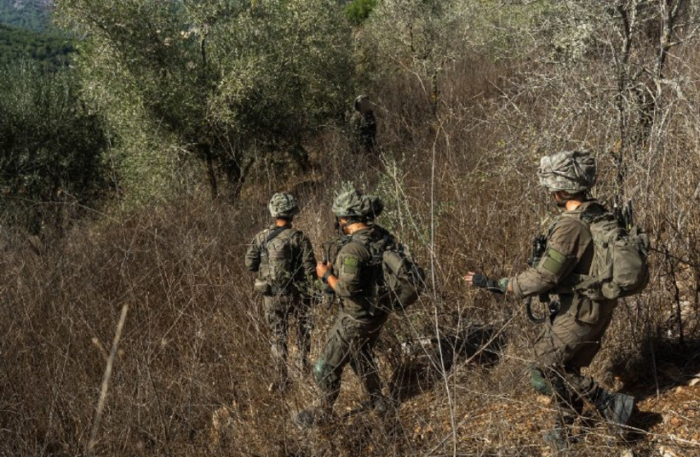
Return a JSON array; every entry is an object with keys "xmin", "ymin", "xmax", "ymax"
[
  {"xmin": 55, "ymin": 0, "xmax": 354, "ymax": 202},
  {"xmin": 360, "ymin": 0, "xmax": 468, "ymax": 115},
  {"xmin": 0, "ymin": 61, "xmax": 110, "ymax": 234}
]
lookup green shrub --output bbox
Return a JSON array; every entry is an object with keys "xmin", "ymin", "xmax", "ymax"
[
  {"xmin": 345, "ymin": 0, "xmax": 377, "ymax": 25},
  {"xmin": 0, "ymin": 61, "xmax": 110, "ymax": 234}
]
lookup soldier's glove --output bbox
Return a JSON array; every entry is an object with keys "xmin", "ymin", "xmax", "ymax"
[
  {"xmin": 472, "ymin": 274, "xmax": 508, "ymax": 294},
  {"xmin": 314, "ymin": 279, "xmax": 333, "ymax": 295}
]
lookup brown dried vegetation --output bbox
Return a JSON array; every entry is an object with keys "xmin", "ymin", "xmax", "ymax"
[{"xmin": 3, "ymin": 9, "xmax": 700, "ymax": 457}]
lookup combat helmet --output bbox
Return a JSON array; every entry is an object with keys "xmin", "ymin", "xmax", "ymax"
[
  {"xmin": 537, "ymin": 150, "xmax": 596, "ymax": 193},
  {"xmin": 354, "ymin": 94, "xmax": 370, "ymax": 112},
  {"xmin": 268, "ymin": 192, "xmax": 299, "ymax": 219},
  {"xmin": 332, "ymin": 184, "xmax": 383, "ymax": 221}
]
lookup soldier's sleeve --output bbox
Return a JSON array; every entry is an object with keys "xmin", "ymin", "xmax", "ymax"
[
  {"xmin": 291, "ymin": 232, "xmax": 317, "ymax": 283},
  {"xmin": 244, "ymin": 233, "xmax": 262, "ymax": 272},
  {"xmin": 333, "ymin": 243, "xmax": 367, "ymax": 299},
  {"xmin": 300, "ymin": 234, "xmax": 317, "ymax": 282},
  {"xmin": 511, "ymin": 218, "xmax": 585, "ymax": 299}
]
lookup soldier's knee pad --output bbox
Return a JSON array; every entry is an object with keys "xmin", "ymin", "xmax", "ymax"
[
  {"xmin": 529, "ymin": 366, "xmax": 552, "ymax": 395},
  {"xmin": 313, "ymin": 358, "xmax": 338, "ymax": 391}
]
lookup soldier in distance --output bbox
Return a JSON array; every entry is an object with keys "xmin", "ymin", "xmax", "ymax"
[{"xmin": 349, "ymin": 95, "xmax": 377, "ymax": 155}]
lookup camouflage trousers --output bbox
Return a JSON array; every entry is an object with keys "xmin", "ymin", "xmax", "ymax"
[
  {"xmin": 530, "ymin": 300, "xmax": 615, "ymax": 425},
  {"xmin": 313, "ymin": 309, "xmax": 388, "ymax": 413},
  {"xmin": 263, "ymin": 294, "xmax": 312, "ymax": 383}
]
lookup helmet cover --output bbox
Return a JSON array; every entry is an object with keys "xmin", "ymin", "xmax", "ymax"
[
  {"xmin": 268, "ymin": 192, "xmax": 299, "ymax": 218},
  {"xmin": 332, "ymin": 184, "xmax": 372, "ymax": 219},
  {"xmin": 538, "ymin": 150, "xmax": 597, "ymax": 193}
]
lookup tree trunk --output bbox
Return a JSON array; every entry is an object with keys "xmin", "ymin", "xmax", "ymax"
[{"xmin": 202, "ymin": 144, "xmax": 218, "ymax": 201}]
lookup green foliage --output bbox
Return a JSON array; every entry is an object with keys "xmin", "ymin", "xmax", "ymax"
[
  {"xmin": 55, "ymin": 0, "xmax": 355, "ymax": 202},
  {"xmin": 0, "ymin": 61, "xmax": 110, "ymax": 234},
  {"xmin": 0, "ymin": 0, "xmax": 50, "ymax": 32},
  {"xmin": 345, "ymin": 0, "xmax": 377, "ymax": 25},
  {"xmin": 0, "ymin": 24, "xmax": 75, "ymax": 70}
]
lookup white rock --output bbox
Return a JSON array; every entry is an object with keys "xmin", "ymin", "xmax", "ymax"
[
  {"xmin": 657, "ymin": 446, "xmax": 679, "ymax": 457},
  {"xmin": 620, "ymin": 449, "xmax": 634, "ymax": 457}
]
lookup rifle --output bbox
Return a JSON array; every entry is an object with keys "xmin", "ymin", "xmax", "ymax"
[
  {"xmin": 525, "ymin": 234, "xmax": 560, "ymax": 324},
  {"xmin": 319, "ymin": 240, "xmax": 337, "ymax": 308},
  {"xmin": 614, "ymin": 199, "xmax": 634, "ymax": 231}
]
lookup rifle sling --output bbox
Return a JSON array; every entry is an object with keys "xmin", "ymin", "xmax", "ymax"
[{"xmin": 264, "ymin": 226, "xmax": 288, "ymax": 247}]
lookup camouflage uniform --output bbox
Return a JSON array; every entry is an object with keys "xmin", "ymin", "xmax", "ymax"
[
  {"xmin": 473, "ymin": 151, "xmax": 634, "ymax": 449},
  {"xmin": 294, "ymin": 185, "xmax": 394, "ymax": 426},
  {"xmin": 245, "ymin": 194, "xmax": 316, "ymax": 386},
  {"xmin": 511, "ymin": 200, "xmax": 617, "ymax": 423},
  {"xmin": 350, "ymin": 95, "xmax": 377, "ymax": 154},
  {"xmin": 314, "ymin": 226, "xmax": 390, "ymax": 412}
]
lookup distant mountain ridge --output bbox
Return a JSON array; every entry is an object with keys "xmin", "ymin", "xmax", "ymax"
[{"xmin": 0, "ymin": 0, "xmax": 52, "ymax": 32}]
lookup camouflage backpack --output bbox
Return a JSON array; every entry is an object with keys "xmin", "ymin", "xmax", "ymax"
[
  {"xmin": 566, "ymin": 212, "xmax": 650, "ymax": 300},
  {"xmin": 256, "ymin": 227, "xmax": 296, "ymax": 295},
  {"xmin": 354, "ymin": 233, "xmax": 425, "ymax": 311}
]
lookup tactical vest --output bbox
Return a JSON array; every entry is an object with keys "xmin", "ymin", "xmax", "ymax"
[{"xmin": 257, "ymin": 228, "xmax": 297, "ymax": 295}]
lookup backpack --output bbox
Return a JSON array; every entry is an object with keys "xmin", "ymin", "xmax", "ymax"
[
  {"xmin": 567, "ymin": 212, "xmax": 650, "ymax": 300},
  {"xmin": 257, "ymin": 227, "xmax": 295, "ymax": 294},
  {"xmin": 355, "ymin": 233, "xmax": 426, "ymax": 311}
]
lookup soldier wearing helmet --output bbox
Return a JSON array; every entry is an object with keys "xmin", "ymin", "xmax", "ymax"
[
  {"xmin": 295, "ymin": 184, "xmax": 394, "ymax": 429},
  {"xmin": 350, "ymin": 94, "xmax": 377, "ymax": 154},
  {"xmin": 464, "ymin": 150, "xmax": 634, "ymax": 452},
  {"xmin": 244, "ymin": 192, "xmax": 317, "ymax": 391}
]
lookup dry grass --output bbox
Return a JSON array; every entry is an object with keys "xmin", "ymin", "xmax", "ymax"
[{"xmin": 2, "ymin": 46, "xmax": 700, "ymax": 457}]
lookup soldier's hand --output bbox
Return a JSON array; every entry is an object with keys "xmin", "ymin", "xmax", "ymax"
[
  {"xmin": 463, "ymin": 271, "xmax": 484, "ymax": 287},
  {"xmin": 314, "ymin": 279, "xmax": 333, "ymax": 294},
  {"xmin": 464, "ymin": 272, "xmax": 508, "ymax": 294},
  {"xmin": 316, "ymin": 261, "xmax": 331, "ymax": 279}
]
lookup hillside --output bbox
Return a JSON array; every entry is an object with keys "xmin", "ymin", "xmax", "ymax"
[
  {"xmin": 0, "ymin": 23, "xmax": 73, "ymax": 68},
  {"xmin": 0, "ymin": 0, "xmax": 51, "ymax": 31},
  {"xmin": 1, "ymin": 1, "xmax": 700, "ymax": 456}
]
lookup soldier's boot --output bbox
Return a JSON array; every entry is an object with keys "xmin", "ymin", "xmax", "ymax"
[
  {"xmin": 543, "ymin": 427, "xmax": 570, "ymax": 455},
  {"xmin": 543, "ymin": 410, "xmax": 578, "ymax": 455},
  {"xmin": 594, "ymin": 390, "xmax": 635, "ymax": 426},
  {"xmin": 295, "ymin": 388, "xmax": 337, "ymax": 430},
  {"xmin": 544, "ymin": 386, "xmax": 582, "ymax": 454},
  {"xmin": 371, "ymin": 393, "xmax": 399, "ymax": 437},
  {"xmin": 294, "ymin": 407, "xmax": 331, "ymax": 430},
  {"xmin": 371, "ymin": 394, "xmax": 396, "ymax": 420},
  {"xmin": 268, "ymin": 343, "xmax": 289, "ymax": 392}
]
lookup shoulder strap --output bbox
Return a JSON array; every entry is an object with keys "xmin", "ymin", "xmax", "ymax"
[
  {"xmin": 350, "ymin": 233, "xmax": 391, "ymax": 255},
  {"xmin": 262, "ymin": 227, "xmax": 288, "ymax": 250}
]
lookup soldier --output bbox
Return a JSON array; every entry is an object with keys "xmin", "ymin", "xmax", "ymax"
[
  {"xmin": 245, "ymin": 192, "xmax": 316, "ymax": 391},
  {"xmin": 350, "ymin": 94, "xmax": 377, "ymax": 154},
  {"xmin": 464, "ymin": 150, "xmax": 635, "ymax": 452},
  {"xmin": 295, "ymin": 186, "xmax": 393, "ymax": 428}
]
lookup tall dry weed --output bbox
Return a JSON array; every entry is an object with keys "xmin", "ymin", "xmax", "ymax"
[{"xmin": 2, "ymin": 45, "xmax": 700, "ymax": 457}]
